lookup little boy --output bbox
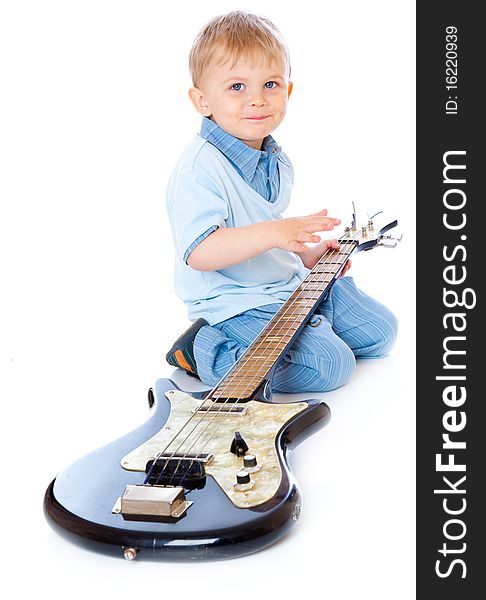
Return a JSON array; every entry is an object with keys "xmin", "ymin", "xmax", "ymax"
[{"xmin": 165, "ymin": 10, "xmax": 397, "ymax": 393}]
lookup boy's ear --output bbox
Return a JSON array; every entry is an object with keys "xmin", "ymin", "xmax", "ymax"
[
  {"xmin": 188, "ymin": 87, "xmax": 212, "ymax": 117},
  {"xmin": 288, "ymin": 81, "xmax": 293, "ymax": 98}
]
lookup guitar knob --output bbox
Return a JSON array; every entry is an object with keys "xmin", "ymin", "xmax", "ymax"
[
  {"xmin": 237, "ymin": 470, "xmax": 250, "ymax": 484},
  {"xmin": 234, "ymin": 469, "xmax": 254, "ymax": 491},
  {"xmin": 243, "ymin": 454, "xmax": 261, "ymax": 473},
  {"xmin": 230, "ymin": 431, "xmax": 249, "ymax": 456}
]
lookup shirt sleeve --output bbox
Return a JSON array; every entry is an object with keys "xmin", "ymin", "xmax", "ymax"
[
  {"xmin": 166, "ymin": 166, "xmax": 229, "ymax": 264},
  {"xmin": 182, "ymin": 225, "xmax": 218, "ymax": 263}
]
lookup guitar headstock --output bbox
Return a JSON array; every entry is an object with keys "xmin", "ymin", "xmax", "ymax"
[{"xmin": 338, "ymin": 209, "xmax": 402, "ymax": 253}]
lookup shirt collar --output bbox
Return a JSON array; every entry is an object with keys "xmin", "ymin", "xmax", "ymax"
[{"xmin": 200, "ymin": 117, "xmax": 281, "ymax": 182}]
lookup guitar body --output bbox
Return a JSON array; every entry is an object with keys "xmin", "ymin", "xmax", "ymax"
[
  {"xmin": 44, "ymin": 378, "xmax": 330, "ymax": 561},
  {"xmin": 44, "ymin": 215, "xmax": 399, "ymax": 561}
]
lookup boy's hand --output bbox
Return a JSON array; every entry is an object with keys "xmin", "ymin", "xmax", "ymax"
[
  {"xmin": 296, "ymin": 238, "xmax": 352, "ymax": 274},
  {"xmin": 273, "ymin": 209, "xmax": 341, "ymax": 253}
]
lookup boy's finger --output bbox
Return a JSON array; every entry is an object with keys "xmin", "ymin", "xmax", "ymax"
[
  {"xmin": 300, "ymin": 232, "xmax": 321, "ymax": 242},
  {"xmin": 304, "ymin": 223, "xmax": 328, "ymax": 233},
  {"xmin": 310, "ymin": 208, "xmax": 328, "ymax": 217},
  {"xmin": 310, "ymin": 217, "xmax": 341, "ymax": 226}
]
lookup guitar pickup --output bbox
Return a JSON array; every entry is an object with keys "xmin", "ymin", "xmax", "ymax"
[
  {"xmin": 112, "ymin": 484, "xmax": 192, "ymax": 518},
  {"xmin": 193, "ymin": 401, "xmax": 247, "ymax": 414}
]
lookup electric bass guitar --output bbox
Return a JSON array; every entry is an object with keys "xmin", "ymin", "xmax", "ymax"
[{"xmin": 44, "ymin": 213, "xmax": 401, "ymax": 561}]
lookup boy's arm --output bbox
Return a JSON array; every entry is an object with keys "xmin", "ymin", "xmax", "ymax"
[{"xmin": 187, "ymin": 210, "xmax": 340, "ymax": 271}]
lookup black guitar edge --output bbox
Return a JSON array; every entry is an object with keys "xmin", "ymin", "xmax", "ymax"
[{"xmin": 44, "ymin": 378, "xmax": 330, "ymax": 561}]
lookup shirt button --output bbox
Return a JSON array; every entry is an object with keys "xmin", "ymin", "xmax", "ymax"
[{"xmin": 271, "ymin": 147, "xmax": 277, "ymax": 154}]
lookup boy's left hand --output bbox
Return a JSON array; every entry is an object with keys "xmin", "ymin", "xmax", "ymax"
[{"xmin": 296, "ymin": 238, "xmax": 352, "ymax": 275}]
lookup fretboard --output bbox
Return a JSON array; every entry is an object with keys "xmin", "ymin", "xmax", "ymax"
[{"xmin": 207, "ymin": 238, "xmax": 358, "ymax": 401}]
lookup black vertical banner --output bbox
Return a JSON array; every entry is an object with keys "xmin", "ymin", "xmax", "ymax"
[{"xmin": 417, "ymin": 2, "xmax": 483, "ymax": 598}]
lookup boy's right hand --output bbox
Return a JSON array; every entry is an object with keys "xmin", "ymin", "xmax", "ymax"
[{"xmin": 272, "ymin": 209, "xmax": 341, "ymax": 253}]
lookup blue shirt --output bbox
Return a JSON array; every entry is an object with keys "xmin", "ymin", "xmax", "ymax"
[
  {"xmin": 184, "ymin": 118, "xmax": 284, "ymax": 261},
  {"xmin": 165, "ymin": 125, "xmax": 309, "ymax": 325},
  {"xmin": 200, "ymin": 117, "xmax": 282, "ymax": 203}
]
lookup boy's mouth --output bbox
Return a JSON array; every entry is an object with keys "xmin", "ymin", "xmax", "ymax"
[{"xmin": 244, "ymin": 115, "xmax": 271, "ymax": 121}]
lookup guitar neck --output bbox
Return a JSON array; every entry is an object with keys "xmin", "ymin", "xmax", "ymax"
[{"xmin": 208, "ymin": 238, "xmax": 359, "ymax": 401}]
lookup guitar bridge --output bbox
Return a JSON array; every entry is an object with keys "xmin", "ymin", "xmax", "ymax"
[{"xmin": 112, "ymin": 484, "xmax": 192, "ymax": 518}]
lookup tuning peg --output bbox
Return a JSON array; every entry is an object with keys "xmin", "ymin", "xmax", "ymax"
[
  {"xmin": 367, "ymin": 210, "xmax": 383, "ymax": 229},
  {"xmin": 378, "ymin": 234, "xmax": 402, "ymax": 248}
]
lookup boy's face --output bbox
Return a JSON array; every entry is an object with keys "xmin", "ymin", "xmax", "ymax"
[{"xmin": 189, "ymin": 52, "xmax": 292, "ymax": 151}]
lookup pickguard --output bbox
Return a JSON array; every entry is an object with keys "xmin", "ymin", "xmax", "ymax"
[{"xmin": 120, "ymin": 390, "xmax": 307, "ymax": 508}]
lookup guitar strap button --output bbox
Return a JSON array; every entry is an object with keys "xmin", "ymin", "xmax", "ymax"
[{"xmin": 307, "ymin": 316, "xmax": 322, "ymax": 328}]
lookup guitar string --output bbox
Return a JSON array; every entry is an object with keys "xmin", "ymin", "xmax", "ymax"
[
  {"xmin": 155, "ymin": 235, "xmax": 358, "ymax": 487},
  {"xmin": 160, "ymin": 234, "xmax": 359, "ymax": 487},
  {"xmin": 191, "ymin": 219, "xmax": 394, "ymax": 458},
  {"xmin": 144, "ymin": 238, "xmax": 348, "ymax": 486},
  {"xmin": 150, "ymin": 237, "xmax": 357, "ymax": 487},
  {"xmin": 205, "ymin": 241, "xmax": 354, "ymax": 402},
  {"xmin": 158, "ymin": 242, "xmax": 347, "ymax": 487},
  {"xmin": 170, "ymin": 239, "xmax": 357, "ymax": 488}
]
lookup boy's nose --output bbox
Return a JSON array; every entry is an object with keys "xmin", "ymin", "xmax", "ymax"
[
  {"xmin": 247, "ymin": 91, "xmax": 267, "ymax": 107},
  {"xmin": 248, "ymin": 97, "xmax": 266, "ymax": 107}
]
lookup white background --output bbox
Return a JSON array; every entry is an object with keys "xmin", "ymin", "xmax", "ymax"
[{"xmin": 1, "ymin": 1, "xmax": 415, "ymax": 598}]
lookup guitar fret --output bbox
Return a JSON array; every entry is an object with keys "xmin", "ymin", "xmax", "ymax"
[
  {"xmin": 218, "ymin": 373, "xmax": 267, "ymax": 386},
  {"xmin": 206, "ymin": 239, "xmax": 364, "ymax": 402},
  {"xmin": 222, "ymin": 374, "xmax": 267, "ymax": 384},
  {"xmin": 316, "ymin": 257, "xmax": 346, "ymax": 263},
  {"xmin": 246, "ymin": 345, "xmax": 286, "ymax": 354},
  {"xmin": 241, "ymin": 355, "xmax": 276, "ymax": 364},
  {"xmin": 254, "ymin": 332, "xmax": 292, "ymax": 341},
  {"xmin": 278, "ymin": 314, "xmax": 307, "ymax": 321},
  {"xmin": 252, "ymin": 337, "xmax": 291, "ymax": 346},
  {"xmin": 213, "ymin": 384, "xmax": 257, "ymax": 395},
  {"xmin": 296, "ymin": 293, "xmax": 321, "ymax": 300},
  {"xmin": 310, "ymin": 269, "xmax": 337, "ymax": 282},
  {"xmin": 223, "ymin": 381, "xmax": 268, "ymax": 392},
  {"xmin": 213, "ymin": 375, "xmax": 267, "ymax": 389},
  {"xmin": 307, "ymin": 277, "xmax": 334, "ymax": 284},
  {"xmin": 315, "ymin": 262, "xmax": 342, "ymax": 269},
  {"xmin": 236, "ymin": 357, "xmax": 277, "ymax": 370},
  {"xmin": 249, "ymin": 343, "xmax": 285, "ymax": 351},
  {"xmin": 227, "ymin": 355, "xmax": 278, "ymax": 374},
  {"xmin": 312, "ymin": 269, "xmax": 337, "ymax": 275}
]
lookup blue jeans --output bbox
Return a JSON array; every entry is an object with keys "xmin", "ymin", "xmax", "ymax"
[{"xmin": 193, "ymin": 277, "xmax": 398, "ymax": 393}]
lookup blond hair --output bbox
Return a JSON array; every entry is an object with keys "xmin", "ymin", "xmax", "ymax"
[{"xmin": 189, "ymin": 11, "xmax": 290, "ymax": 88}]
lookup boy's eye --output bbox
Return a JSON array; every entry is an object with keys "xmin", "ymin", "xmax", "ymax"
[
  {"xmin": 264, "ymin": 81, "xmax": 278, "ymax": 89},
  {"xmin": 230, "ymin": 83, "xmax": 244, "ymax": 91}
]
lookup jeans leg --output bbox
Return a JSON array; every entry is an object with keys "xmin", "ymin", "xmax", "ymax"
[
  {"xmin": 193, "ymin": 325, "xmax": 247, "ymax": 387},
  {"xmin": 192, "ymin": 305, "xmax": 278, "ymax": 387},
  {"xmin": 192, "ymin": 297, "xmax": 368, "ymax": 394},
  {"xmin": 316, "ymin": 277, "xmax": 398, "ymax": 358},
  {"xmin": 272, "ymin": 316, "xmax": 356, "ymax": 393}
]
